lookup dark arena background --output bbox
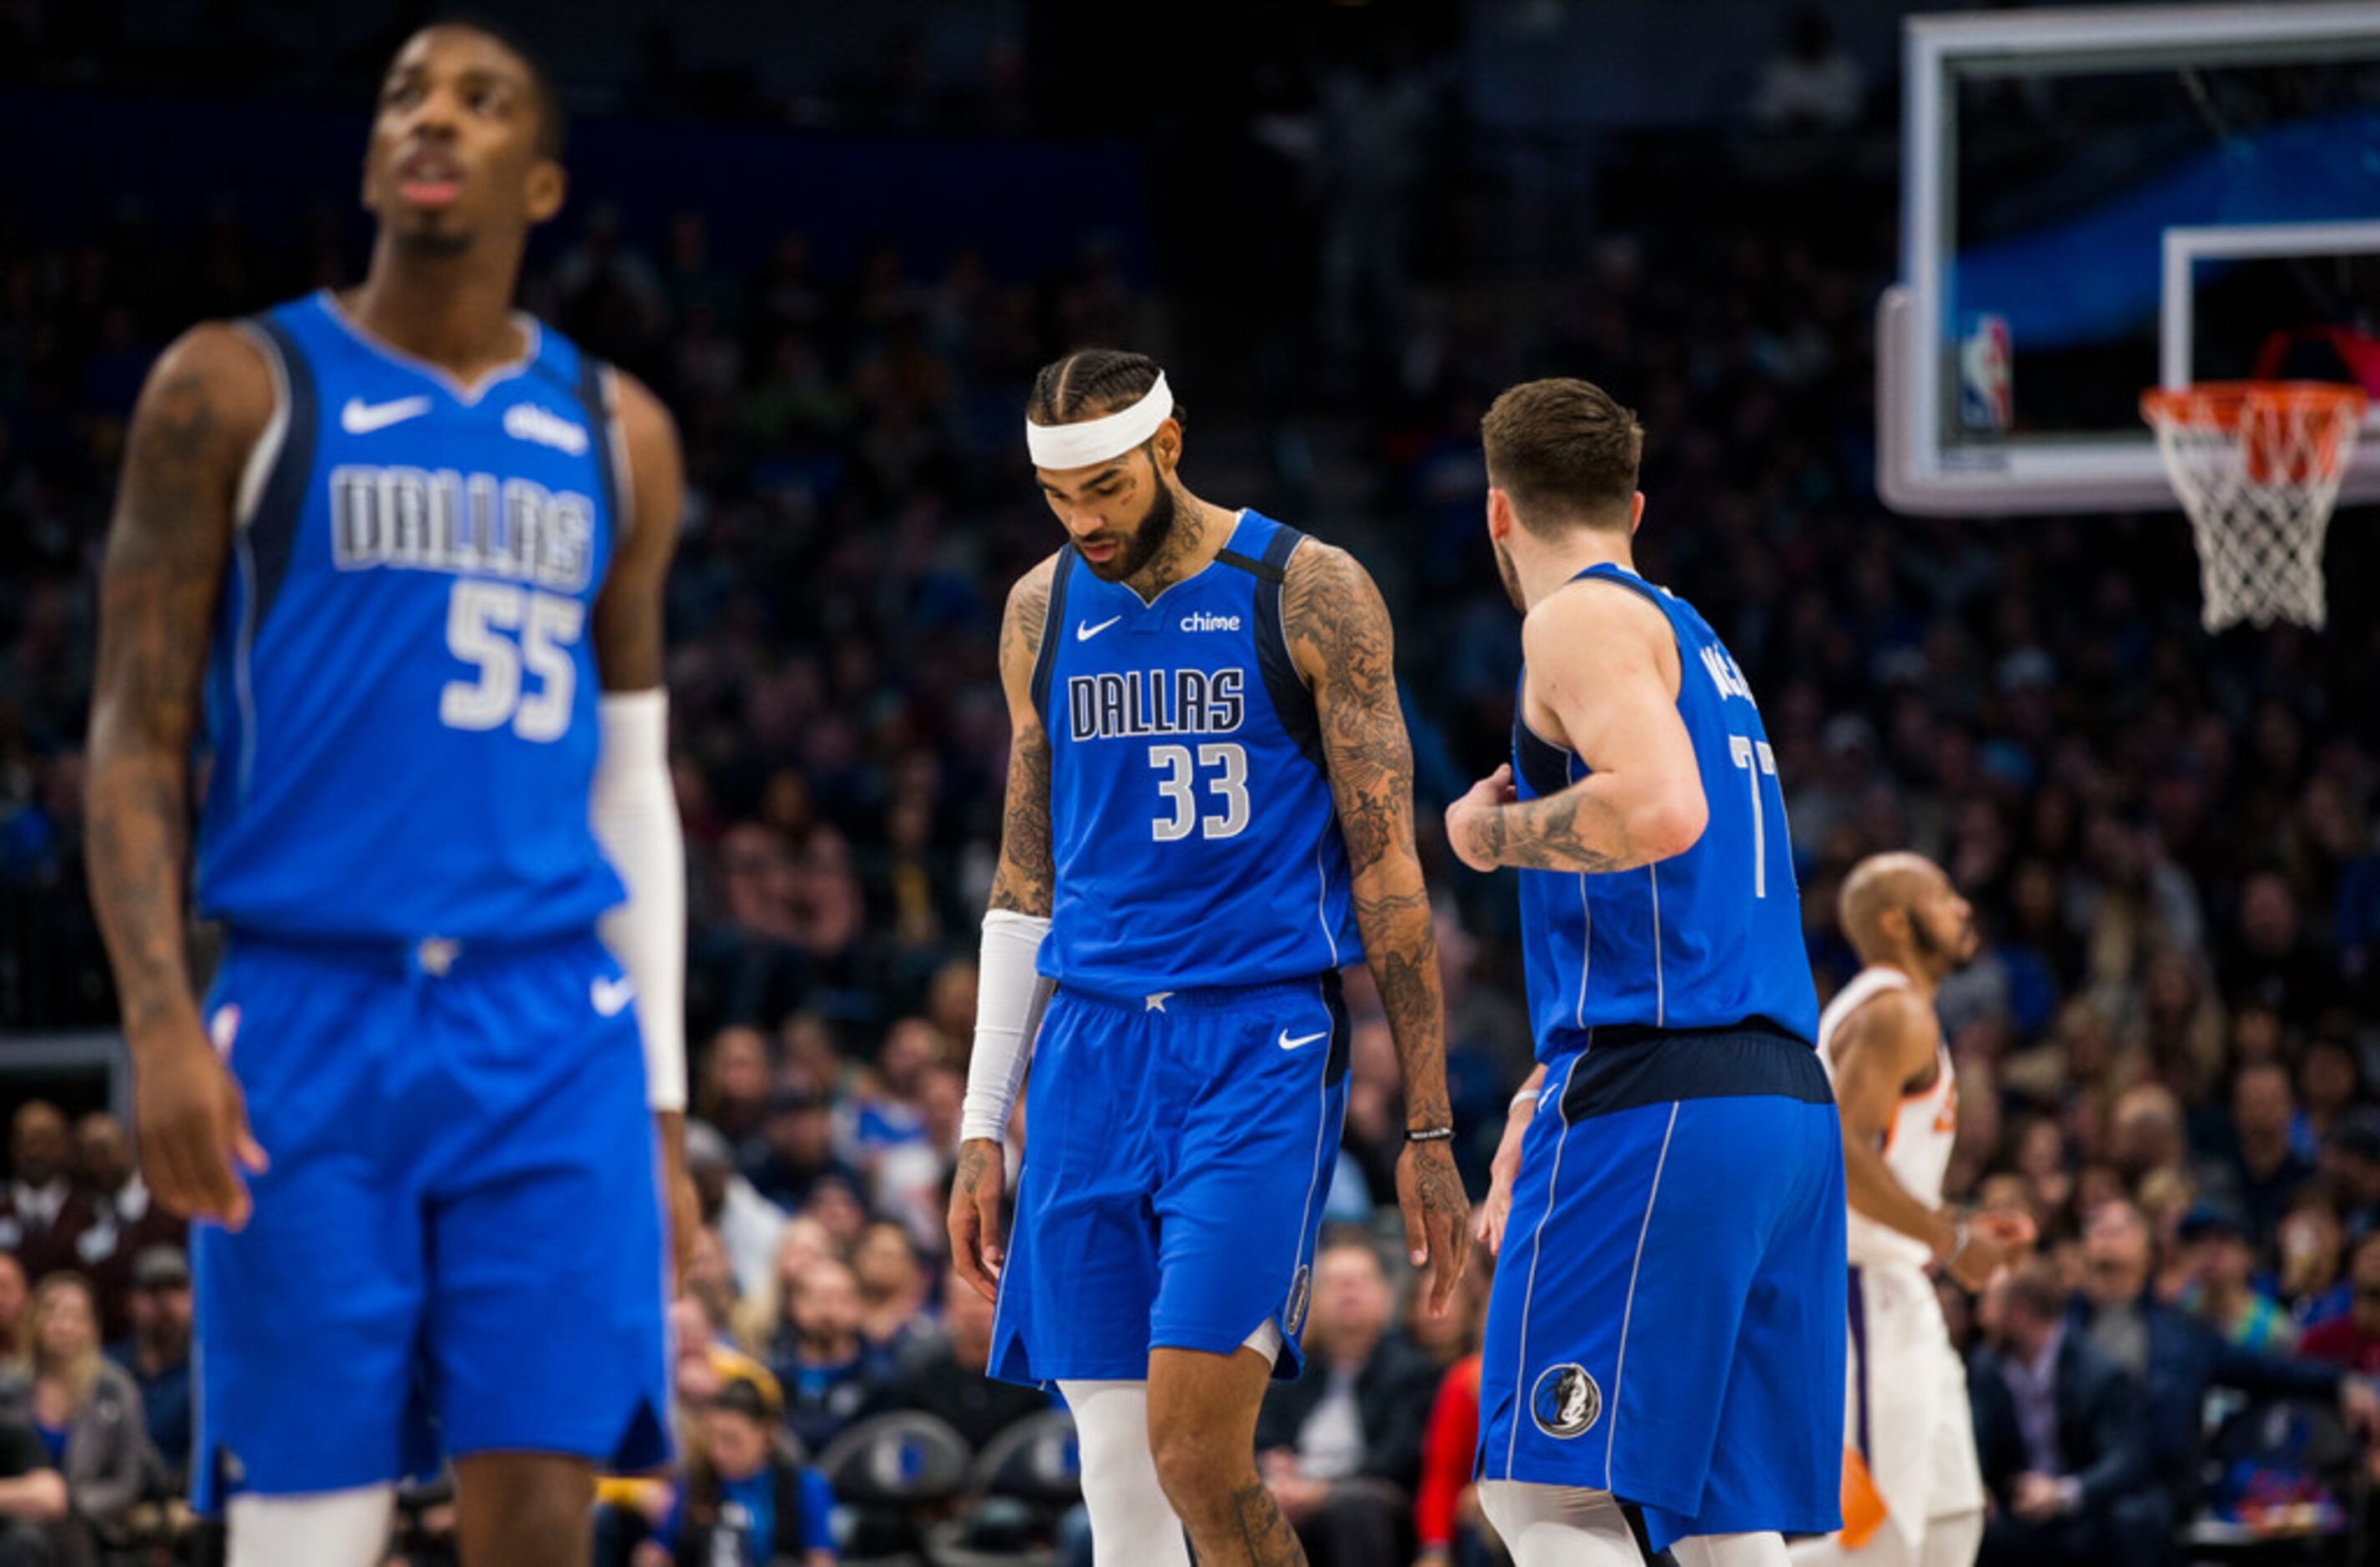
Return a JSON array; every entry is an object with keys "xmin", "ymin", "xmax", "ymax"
[{"xmin": 5, "ymin": 1, "xmax": 2380, "ymax": 1564}]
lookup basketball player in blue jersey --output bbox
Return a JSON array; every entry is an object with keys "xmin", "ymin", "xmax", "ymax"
[
  {"xmin": 945, "ymin": 349, "xmax": 1472, "ymax": 1567},
  {"xmin": 84, "ymin": 23, "xmax": 689, "ymax": 1567},
  {"xmin": 1443, "ymin": 379, "xmax": 1845, "ymax": 1567}
]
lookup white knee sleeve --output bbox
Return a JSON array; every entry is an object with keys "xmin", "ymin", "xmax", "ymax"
[
  {"xmin": 1917, "ymin": 1510, "xmax": 1982, "ymax": 1567},
  {"xmin": 1477, "ymin": 1480, "xmax": 1645, "ymax": 1567},
  {"xmin": 1058, "ymin": 1381, "xmax": 1190, "ymax": 1567},
  {"xmin": 228, "ymin": 1485, "xmax": 396, "ymax": 1567},
  {"xmin": 1672, "ymin": 1531, "xmax": 1792, "ymax": 1567}
]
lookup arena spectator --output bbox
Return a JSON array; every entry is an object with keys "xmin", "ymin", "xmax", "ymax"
[
  {"xmin": 2175, "ymin": 1203, "xmax": 2297, "ymax": 1353},
  {"xmin": 686, "ymin": 1119, "xmax": 788, "ymax": 1304},
  {"xmin": 1970, "ymin": 1264, "xmax": 2160, "ymax": 1567},
  {"xmin": 0, "ymin": 1399, "xmax": 69, "ymax": 1567},
  {"xmin": 0, "ymin": 1107, "xmax": 93, "ymax": 1285},
  {"xmin": 744, "ymin": 1087, "xmax": 865, "ymax": 1215},
  {"xmin": 2299, "ymin": 1232, "xmax": 2380, "ymax": 1374},
  {"xmin": 633, "ymin": 1373, "xmax": 837, "ymax": 1567},
  {"xmin": 65, "ymin": 1114, "xmax": 179, "ymax": 1341},
  {"xmin": 2275, "ymin": 1187, "xmax": 2352, "ymax": 1328},
  {"xmin": 1252, "ymin": 1234, "xmax": 1437, "ymax": 1567},
  {"xmin": 0, "ymin": 1258, "xmax": 23, "ymax": 1364},
  {"xmin": 696, "ymin": 1027, "xmax": 777, "ymax": 1156},
  {"xmin": 2212, "ymin": 1062, "xmax": 2318, "ymax": 1247},
  {"xmin": 1411, "ymin": 1257, "xmax": 1494, "ymax": 1567},
  {"xmin": 848, "ymin": 1222, "xmax": 931, "ymax": 1358},
  {"xmin": 0, "ymin": 1275, "xmax": 152, "ymax": 1558},
  {"xmin": 2069, "ymin": 1201, "xmax": 2359, "ymax": 1525},
  {"xmin": 767, "ymin": 1258, "xmax": 893, "ymax": 1453},
  {"xmin": 101, "ymin": 1248, "xmax": 189, "ymax": 1490},
  {"xmin": 874, "ymin": 1265, "xmax": 1047, "ymax": 1453}
]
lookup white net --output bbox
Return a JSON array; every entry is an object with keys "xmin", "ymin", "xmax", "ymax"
[{"xmin": 2143, "ymin": 382, "xmax": 2366, "ymax": 632}]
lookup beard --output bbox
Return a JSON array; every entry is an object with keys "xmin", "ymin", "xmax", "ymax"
[
  {"xmin": 1493, "ymin": 537, "xmax": 1527, "ymax": 612},
  {"xmin": 1081, "ymin": 479, "xmax": 1180, "ymax": 583},
  {"xmin": 1910, "ymin": 909, "xmax": 1979, "ymax": 975}
]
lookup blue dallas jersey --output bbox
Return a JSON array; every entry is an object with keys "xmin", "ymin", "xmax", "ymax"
[
  {"xmin": 1033, "ymin": 511, "xmax": 1362, "ymax": 995},
  {"xmin": 194, "ymin": 290, "xmax": 626, "ymax": 942},
  {"xmin": 1512, "ymin": 564, "xmax": 1818, "ymax": 1057}
]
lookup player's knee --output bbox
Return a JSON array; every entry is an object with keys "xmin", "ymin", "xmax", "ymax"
[{"xmin": 1146, "ymin": 1427, "xmax": 1245, "ymax": 1524}]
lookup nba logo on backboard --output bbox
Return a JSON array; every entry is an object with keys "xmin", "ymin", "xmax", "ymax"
[{"xmin": 1958, "ymin": 314, "xmax": 2012, "ymax": 434}]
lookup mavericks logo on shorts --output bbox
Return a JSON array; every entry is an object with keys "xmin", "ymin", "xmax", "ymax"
[
  {"xmin": 1285, "ymin": 1264, "xmax": 1312, "ymax": 1336},
  {"xmin": 1531, "ymin": 1363, "xmax": 1601, "ymax": 1439}
]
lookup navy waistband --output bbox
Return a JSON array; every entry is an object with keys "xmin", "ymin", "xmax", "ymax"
[{"xmin": 1554, "ymin": 1019, "xmax": 1833, "ymax": 1124}]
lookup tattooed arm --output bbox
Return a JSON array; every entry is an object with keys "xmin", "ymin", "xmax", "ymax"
[
  {"xmin": 986, "ymin": 556, "xmax": 1059, "ymax": 918},
  {"xmin": 1445, "ymin": 580, "xmax": 1708, "ymax": 874},
  {"xmin": 950, "ymin": 555, "xmax": 1059, "ymax": 1301},
  {"xmin": 1284, "ymin": 542, "xmax": 1470, "ymax": 1308},
  {"xmin": 590, "ymin": 369, "xmax": 699, "ymax": 1285},
  {"xmin": 85, "ymin": 323, "xmax": 275, "ymax": 1227}
]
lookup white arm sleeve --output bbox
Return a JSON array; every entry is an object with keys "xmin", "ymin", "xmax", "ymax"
[
  {"xmin": 962, "ymin": 909, "xmax": 1054, "ymax": 1143},
  {"xmin": 591, "ymin": 689, "xmax": 688, "ymax": 1112}
]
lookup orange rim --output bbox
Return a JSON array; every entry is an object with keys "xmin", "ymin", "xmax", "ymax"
[{"xmin": 2141, "ymin": 380, "xmax": 2367, "ymax": 430}]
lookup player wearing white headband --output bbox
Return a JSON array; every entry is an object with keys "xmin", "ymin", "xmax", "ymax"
[{"xmin": 949, "ymin": 348, "xmax": 1471, "ymax": 1566}]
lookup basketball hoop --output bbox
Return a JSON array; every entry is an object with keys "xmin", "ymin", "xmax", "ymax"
[{"xmin": 2141, "ymin": 381, "xmax": 2366, "ymax": 632}]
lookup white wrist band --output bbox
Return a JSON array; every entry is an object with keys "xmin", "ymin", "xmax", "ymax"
[
  {"xmin": 963, "ymin": 910, "xmax": 1053, "ymax": 1143},
  {"xmin": 591, "ymin": 689, "xmax": 687, "ymax": 1112}
]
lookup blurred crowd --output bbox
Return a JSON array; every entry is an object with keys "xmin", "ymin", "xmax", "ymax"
[{"xmin": 6, "ymin": 14, "xmax": 2380, "ymax": 1560}]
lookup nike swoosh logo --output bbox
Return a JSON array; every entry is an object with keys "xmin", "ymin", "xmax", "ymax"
[
  {"xmin": 591, "ymin": 975, "xmax": 638, "ymax": 1017},
  {"xmin": 340, "ymin": 396, "xmax": 432, "ymax": 435},
  {"xmin": 1076, "ymin": 616, "xmax": 1123, "ymax": 642},
  {"xmin": 1278, "ymin": 1029, "xmax": 1328, "ymax": 1051}
]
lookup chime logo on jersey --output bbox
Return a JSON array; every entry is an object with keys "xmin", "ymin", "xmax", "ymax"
[
  {"xmin": 1532, "ymin": 1363, "xmax": 1601, "ymax": 1439},
  {"xmin": 1065, "ymin": 667, "xmax": 1245, "ymax": 741}
]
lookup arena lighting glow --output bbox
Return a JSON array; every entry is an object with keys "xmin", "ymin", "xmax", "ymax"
[{"xmin": 1024, "ymin": 373, "xmax": 1174, "ymax": 470}]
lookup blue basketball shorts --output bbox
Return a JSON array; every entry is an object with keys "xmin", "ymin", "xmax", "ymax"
[
  {"xmin": 989, "ymin": 975, "xmax": 1351, "ymax": 1385},
  {"xmin": 1476, "ymin": 1024, "xmax": 1847, "ymax": 1554},
  {"xmin": 189, "ymin": 930, "xmax": 672, "ymax": 1510}
]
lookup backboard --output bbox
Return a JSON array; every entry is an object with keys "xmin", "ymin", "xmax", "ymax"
[{"xmin": 1879, "ymin": 3, "xmax": 2380, "ymax": 516}]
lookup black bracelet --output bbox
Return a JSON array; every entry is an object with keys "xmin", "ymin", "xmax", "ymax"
[{"xmin": 1406, "ymin": 1126, "xmax": 1457, "ymax": 1143}]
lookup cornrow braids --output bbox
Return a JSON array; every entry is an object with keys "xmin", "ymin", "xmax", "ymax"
[{"xmin": 1026, "ymin": 349, "xmax": 1187, "ymax": 430}]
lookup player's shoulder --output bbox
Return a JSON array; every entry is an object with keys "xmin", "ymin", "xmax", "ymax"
[
  {"xmin": 1842, "ymin": 980, "xmax": 1935, "ymax": 1042},
  {"xmin": 605, "ymin": 364, "xmax": 682, "ymax": 481},
  {"xmin": 130, "ymin": 320, "xmax": 278, "ymax": 455},
  {"xmin": 1522, "ymin": 570, "xmax": 1673, "ymax": 667},
  {"xmin": 999, "ymin": 551, "xmax": 1065, "ymax": 653}
]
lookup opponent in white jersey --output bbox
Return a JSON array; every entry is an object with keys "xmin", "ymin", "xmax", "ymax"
[{"xmin": 1791, "ymin": 854, "xmax": 2029, "ymax": 1567}]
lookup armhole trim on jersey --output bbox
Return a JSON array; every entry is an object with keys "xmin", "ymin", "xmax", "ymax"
[
  {"xmin": 1249, "ymin": 525, "xmax": 1326, "ymax": 774},
  {"xmin": 1028, "ymin": 548, "xmax": 1074, "ymax": 728},
  {"xmin": 1514, "ymin": 712, "xmax": 1572, "ymax": 799},
  {"xmin": 578, "ymin": 355, "xmax": 632, "ymax": 548},
  {"xmin": 236, "ymin": 315, "xmax": 318, "ymax": 634}
]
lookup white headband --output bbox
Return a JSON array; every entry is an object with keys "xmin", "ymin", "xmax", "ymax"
[{"xmin": 1025, "ymin": 373, "xmax": 1174, "ymax": 470}]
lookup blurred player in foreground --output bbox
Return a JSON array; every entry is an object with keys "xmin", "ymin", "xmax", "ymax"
[{"xmin": 86, "ymin": 21, "xmax": 690, "ymax": 1565}]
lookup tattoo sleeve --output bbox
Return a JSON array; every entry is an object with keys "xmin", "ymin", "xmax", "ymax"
[
  {"xmin": 1285, "ymin": 545, "xmax": 1451, "ymax": 1130},
  {"xmin": 988, "ymin": 559, "xmax": 1057, "ymax": 918},
  {"xmin": 1472, "ymin": 784, "xmax": 1644, "ymax": 873},
  {"xmin": 85, "ymin": 335, "xmax": 250, "ymax": 1044}
]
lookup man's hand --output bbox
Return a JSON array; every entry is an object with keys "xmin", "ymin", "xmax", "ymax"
[
  {"xmin": 1444, "ymin": 767, "xmax": 1516, "ymax": 874},
  {"xmin": 1475, "ymin": 1094, "xmax": 1532, "ymax": 1256},
  {"xmin": 948, "ymin": 1136, "xmax": 1008, "ymax": 1302},
  {"xmin": 1948, "ymin": 1210, "xmax": 2035, "ymax": 1291},
  {"xmin": 1262, "ymin": 1450, "xmax": 1329, "ymax": 1526},
  {"xmin": 1398, "ymin": 1139, "xmax": 1472, "ymax": 1313},
  {"xmin": 133, "ymin": 1021, "xmax": 268, "ymax": 1229},
  {"xmin": 2010, "ymin": 1472, "xmax": 2071, "ymax": 1523}
]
